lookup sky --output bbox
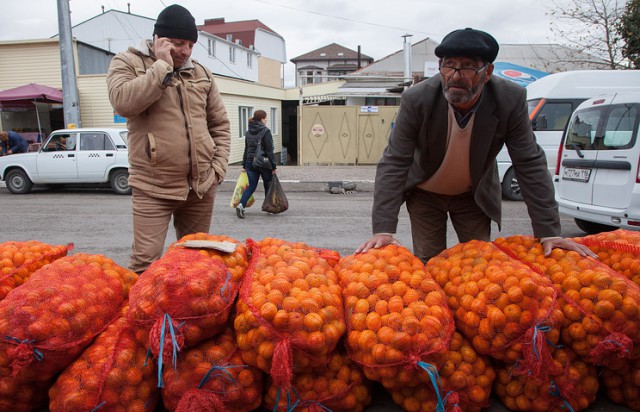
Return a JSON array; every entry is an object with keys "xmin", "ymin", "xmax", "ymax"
[{"xmin": 0, "ymin": 0, "xmax": 559, "ymax": 86}]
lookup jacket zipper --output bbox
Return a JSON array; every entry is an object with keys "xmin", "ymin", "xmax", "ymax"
[{"xmin": 175, "ymin": 73, "xmax": 193, "ymax": 188}]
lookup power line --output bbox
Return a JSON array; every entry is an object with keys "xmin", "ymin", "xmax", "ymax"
[{"xmin": 251, "ymin": 0, "xmax": 440, "ymax": 37}]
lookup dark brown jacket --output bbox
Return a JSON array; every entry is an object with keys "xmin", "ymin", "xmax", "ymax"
[{"xmin": 372, "ymin": 74, "xmax": 561, "ymax": 238}]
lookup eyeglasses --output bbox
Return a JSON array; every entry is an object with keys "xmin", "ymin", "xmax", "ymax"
[{"xmin": 439, "ymin": 64, "xmax": 488, "ymax": 79}]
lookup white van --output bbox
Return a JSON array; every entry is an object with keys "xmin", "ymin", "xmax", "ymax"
[
  {"xmin": 555, "ymin": 92, "xmax": 640, "ymax": 234},
  {"xmin": 498, "ymin": 70, "xmax": 640, "ymax": 200}
]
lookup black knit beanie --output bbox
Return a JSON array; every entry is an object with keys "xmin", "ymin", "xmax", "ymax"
[{"xmin": 153, "ymin": 4, "xmax": 198, "ymax": 43}]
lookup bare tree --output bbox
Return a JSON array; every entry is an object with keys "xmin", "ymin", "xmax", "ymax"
[{"xmin": 548, "ymin": 0, "xmax": 628, "ymax": 69}]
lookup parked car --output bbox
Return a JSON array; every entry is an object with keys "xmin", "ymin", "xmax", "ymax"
[
  {"xmin": 555, "ymin": 92, "xmax": 640, "ymax": 234},
  {"xmin": 498, "ymin": 69, "xmax": 640, "ymax": 200},
  {"xmin": 0, "ymin": 127, "xmax": 130, "ymax": 195}
]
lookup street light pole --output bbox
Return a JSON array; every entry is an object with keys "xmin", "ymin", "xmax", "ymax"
[{"xmin": 57, "ymin": 0, "xmax": 81, "ymax": 127}]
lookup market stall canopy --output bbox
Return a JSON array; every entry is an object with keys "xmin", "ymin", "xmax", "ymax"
[
  {"xmin": 492, "ymin": 62, "xmax": 549, "ymax": 87},
  {"xmin": 0, "ymin": 83, "xmax": 63, "ymax": 104}
]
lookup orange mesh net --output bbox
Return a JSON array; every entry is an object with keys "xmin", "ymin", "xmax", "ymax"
[
  {"xmin": 494, "ymin": 346, "xmax": 599, "ymax": 412},
  {"xmin": 387, "ymin": 332, "xmax": 495, "ymax": 412},
  {"xmin": 0, "ymin": 240, "xmax": 72, "ymax": 301},
  {"xmin": 601, "ymin": 353, "xmax": 640, "ymax": 410},
  {"xmin": 161, "ymin": 327, "xmax": 263, "ymax": 412},
  {"xmin": 337, "ymin": 244, "xmax": 455, "ymax": 391},
  {"xmin": 49, "ymin": 304, "xmax": 159, "ymax": 411},
  {"xmin": 234, "ymin": 238, "xmax": 345, "ymax": 392},
  {"xmin": 495, "ymin": 235, "xmax": 640, "ymax": 366},
  {"xmin": 263, "ymin": 348, "xmax": 372, "ymax": 412},
  {"xmin": 426, "ymin": 240, "xmax": 560, "ymax": 381}
]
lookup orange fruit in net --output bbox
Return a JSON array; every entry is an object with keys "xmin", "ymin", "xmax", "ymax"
[{"xmin": 337, "ymin": 244, "xmax": 454, "ymax": 390}]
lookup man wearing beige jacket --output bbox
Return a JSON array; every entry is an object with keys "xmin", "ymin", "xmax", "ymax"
[{"xmin": 107, "ymin": 4, "xmax": 231, "ymax": 274}]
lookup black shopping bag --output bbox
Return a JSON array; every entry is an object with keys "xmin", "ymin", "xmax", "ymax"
[{"xmin": 262, "ymin": 174, "xmax": 288, "ymax": 214}]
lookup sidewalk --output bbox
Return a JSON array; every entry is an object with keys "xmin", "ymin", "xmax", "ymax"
[
  {"xmin": 220, "ymin": 165, "xmax": 377, "ymax": 192},
  {"xmin": 0, "ymin": 165, "xmax": 378, "ymax": 192}
]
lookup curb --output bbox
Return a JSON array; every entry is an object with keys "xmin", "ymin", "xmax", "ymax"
[{"xmin": 219, "ymin": 179, "xmax": 375, "ymax": 193}]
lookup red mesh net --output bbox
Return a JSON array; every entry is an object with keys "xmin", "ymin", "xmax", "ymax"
[
  {"xmin": 0, "ymin": 253, "xmax": 131, "ymax": 383},
  {"xmin": 168, "ymin": 233, "xmax": 249, "ymax": 288},
  {"xmin": 495, "ymin": 235, "xmax": 640, "ymax": 366},
  {"xmin": 574, "ymin": 229, "xmax": 640, "ymax": 286},
  {"xmin": 161, "ymin": 327, "xmax": 263, "ymax": 412},
  {"xmin": 337, "ymin": 244, "xmax": 455, "ymax": 391},
  {"xmin": 0, "ymin": 240, "xmax": 72, "ymax": 301},
  {"xmin": 494, "ymin": 346, "xmax": 599, "ymax": 411},
  {"xmin": 48, "ymin": 304, "xmax": 159, "ymax": 411},
  {"xmin": 263, "ymin": 349, "xmax": 372, "ymax": 412},
  {"xmin": 0, "ymin": 373, "xmax": 52, "ymax": 412},
  {"xmin": 234, "ymin": 238, "xmax": 345, "ymax": 392},
  {"xmin": 127, "ymin": 247, "xmax": 240, "ymax": 386}
]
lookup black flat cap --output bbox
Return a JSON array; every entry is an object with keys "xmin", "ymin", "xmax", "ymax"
[{"xmin": 435, "ymin": 28, "xmax": 499, "ymax": 63}]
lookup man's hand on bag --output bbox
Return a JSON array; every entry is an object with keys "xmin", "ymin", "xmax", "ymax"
[
  {"xmin": 355, "ymin": 234, "xmax": 401, "ymax": 254},
  {"xmin": 541, "ymin": 237, "xmax": 598, "ymax": 258}
]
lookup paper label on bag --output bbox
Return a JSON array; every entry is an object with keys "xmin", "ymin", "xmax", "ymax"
[{"xmin": 175, "ymin": 240, "xmax": 238, "ymax": 253}]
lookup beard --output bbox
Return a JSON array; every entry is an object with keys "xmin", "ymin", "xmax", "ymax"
[{"xmin": 442, "ymin": 73, "xmax": 486, "ymax": 106}]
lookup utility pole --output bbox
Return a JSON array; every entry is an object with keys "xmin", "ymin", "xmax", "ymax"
[
  {"xmin": 57, "ymin": 0, "xmax": 81, "ymax": 127},
  {"xmin": 402, "ymin": 34, "xmax": 413, "ymax": 88}
]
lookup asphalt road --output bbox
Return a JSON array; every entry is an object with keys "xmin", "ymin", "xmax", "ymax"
[{"xmin": 0, "ymin": 185, "xmax": 632, "ymax": 411}]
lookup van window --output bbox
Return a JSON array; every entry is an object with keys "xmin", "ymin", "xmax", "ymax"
[
  {"xmin": 566, "ymin": 109, "xmax": 600, "ymax": 149},
  {"xmin": 532, "ymin": 101, "xmax": 574, "ymax": 131},
  {"xmin": 601, "ymin": 104, "xmax": 639, "ymax": 149},
  {"xmin": 566, "ymin": 103, "xmax": 639, "ymax": 150}
]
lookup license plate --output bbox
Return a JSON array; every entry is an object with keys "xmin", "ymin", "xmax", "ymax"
[{"xmin": 562, "ymin": 167, "xmax": 592, "ymax": 182}]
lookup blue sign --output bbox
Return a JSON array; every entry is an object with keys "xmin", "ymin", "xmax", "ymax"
[
  {"xmin": 113, "ymin": 112, "xmax": 127, "ymax": 123},
  {"xmin": 492, "ymin": 62, "xmax": 549, "ymax": 87}
]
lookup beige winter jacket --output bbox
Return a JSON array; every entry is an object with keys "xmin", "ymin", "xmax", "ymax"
[{"xmin": 106, "ymin": 40, "xmax": 231, "ymax": 200}]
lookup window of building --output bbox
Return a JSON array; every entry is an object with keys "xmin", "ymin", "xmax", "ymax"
[
  {"xmin": 239, "ymin": 106, "xmax": 253, "ymax": 137},
  {"xmin": 303, "ymin": 70, "xmax": 314, "ymax": 85},
  {"xmin": 247, "ymin": 53, "xmax": 252, "ymax": 68},
  {"xmin": 230, "ymin": 46, "xmax": 236, "ymax": 63},
  {"xmin": 226, "ymin": 34, "xmax": 233, "ymax": 42},
  {"xmin": 207, "ymin": 38, "xmax": 215, "ymax": 57},
  {"xmin": 364, "ymin": 97, "xmax": 400, "ymax": 106},
  {"xmin": 314, "ymin": 71, "xmax": 323, "ymax": 83},
  {"xmin": 270, "ymin": 107, "xmax": 278, "ymax": 134}
]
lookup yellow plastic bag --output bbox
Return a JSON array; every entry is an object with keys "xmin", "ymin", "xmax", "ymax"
[{"xmin": 230, "ymin": 170, "xmax": 255, "ymax": 208}]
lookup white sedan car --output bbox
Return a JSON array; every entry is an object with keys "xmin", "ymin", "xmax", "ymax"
[{"xmin": 0, "ymin": 127, "xmax": 131, "ymax": 195}]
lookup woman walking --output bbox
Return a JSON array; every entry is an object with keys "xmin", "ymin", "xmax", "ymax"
[{"xmin": 236, "ymin": 110, "xmax": 277, "ymax": 218}]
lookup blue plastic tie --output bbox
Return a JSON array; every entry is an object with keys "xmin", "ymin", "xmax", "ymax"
[
  {"xmin": 197, "ymin": 364, "xmax": 245, "ymax": 389},
  {"xmin": 417, "ymin": 361, "xmax": 446, "ymax": 412},
  {"xmin": 90, "ymin": 401, "xmax": 106, "ymax": 411},
  {"xmin": 220, "ymin": 270, "xmax": 232, "ymax": 299},
  {"xmin": 4, "ymin": 336, "xmax": 43, "ymax": 362},
  {"xmin": 156, "ymin": 313, "xmax": 181, "ymax": 388},
  {"xmin": 532, "ymin": 324, "xmax": 551, "ymax": 359}
]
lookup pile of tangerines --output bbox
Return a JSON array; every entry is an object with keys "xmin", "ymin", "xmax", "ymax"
[{"xmin": 1, "ymin": 230, "xmax": 640, "ymax": 412}]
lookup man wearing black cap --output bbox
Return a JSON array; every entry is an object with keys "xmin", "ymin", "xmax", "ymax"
[
  {"xmin": 106, "ymin": 4, "xmax": 231, "ymax": 274},
  {"xmin": 357, "ymin": 28, "xmax": 595, "ymax": 261}
]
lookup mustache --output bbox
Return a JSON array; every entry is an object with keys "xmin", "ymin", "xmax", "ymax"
[{"xmin": 445, "ymin": 81, "xmax": 469, "ymax": 90}]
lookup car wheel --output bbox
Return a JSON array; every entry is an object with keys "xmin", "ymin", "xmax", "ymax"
[
  {"xmin": 501, "ymin": 168, "xmax": 523, "ymax": 201},
  {"xmin": 110, "ymin": 169, "xmax": 131, "ymax": 195},
  {"xmin": 5, "ymin": 169, "xmax": 33, "ymax": 194},
  {"xmin": 574, "ymin": 218, "xmax": 617, "ymax": 235}
]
